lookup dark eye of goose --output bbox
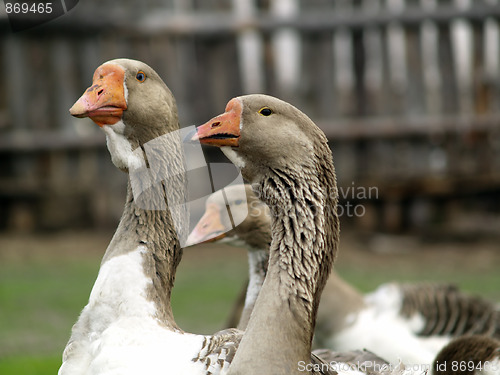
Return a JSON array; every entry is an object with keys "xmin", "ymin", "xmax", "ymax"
[
  {"xmin": 259, "ymin": 107, "xmax": 273, "ymax": 116},
  {"xmin": 136, "ymin": 71, "xmax": 146, "ymax": 82}
]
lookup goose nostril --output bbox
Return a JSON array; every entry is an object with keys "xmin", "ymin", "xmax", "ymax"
[
  {"xmin": 97, "ymin": 89, "xmax": 104, "ymax": 96},
  {"xmin": 211, "ymin": 121, "xmax": 221, "ymax": 129}
]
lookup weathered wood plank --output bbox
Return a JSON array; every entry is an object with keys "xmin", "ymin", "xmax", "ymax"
[{"xmin": 4, "ymin": 35, "xmax": 28, "ymax": 130}]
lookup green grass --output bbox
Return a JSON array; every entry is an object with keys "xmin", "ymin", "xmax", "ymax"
[
  {"xmin": 172, "ymin": 254, "xmax": 248, "ymax": 333},
  {"xmin": 0, "ymin": 231, "xmax": 499, "ymax": 375},
  {"xmin": 0, "ymin": 253, "xmax": 99, "ymax": 373},
  {"xmin": 0, "ymin": 355, "xmax": 61, "ymax": 375}
]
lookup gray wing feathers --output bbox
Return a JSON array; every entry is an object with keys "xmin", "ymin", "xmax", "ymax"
[{"xmin": 399, "ymin": 283, "xmax": 500, "ymax": 338}]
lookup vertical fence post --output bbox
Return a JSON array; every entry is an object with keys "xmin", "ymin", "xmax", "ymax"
[
  {"xmin": 452, "ymin": 0, "xmax": 474, "ymax": 115},
  {"xmin": 233, "ymin": 0, "xmax": 264, "ymax": 94},
  {"xmin": 333, "ymin": 0, "xmax": 355, "ymax": 117},
  {"xmin": 421, "ymin": 0, "xmax": 443, "ymax": 116},
  {"xmin": 270, "ymin": 0, "xmax": 301, "ymax": 97}
]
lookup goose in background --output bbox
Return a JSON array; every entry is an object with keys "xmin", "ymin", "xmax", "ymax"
[
  {"xmin": 186, "ymin": 181, "xmax": 500, "ymax": 366},
  {"xmin": 433, "ymin": 335, "xmax": 500, "ymax": 375},
  {"xmin": 186, "ymin": 184, "xmax": 274, "ymax": 330},
  {"xmin": 192, "ymin": 94, "xmax": 426, "ymax": 375},
  {"xmin": 186, "ymin": 184, "xmax": 365, "ymax": 335},
  {"xmin": 60, "ymin": 59, "xmax": 243, "ymax": 375}
]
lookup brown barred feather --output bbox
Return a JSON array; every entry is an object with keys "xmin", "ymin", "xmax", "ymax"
[
  {"xmin": 399, "ymin": 283, "xmax": 500, "ymax": 338},
  {"xmin": 192, "ymin": 328, "xmax": 243, "ymax": 371}
]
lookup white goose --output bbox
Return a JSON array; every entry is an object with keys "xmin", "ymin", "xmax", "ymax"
[
  {"xmin": 192, "ymin": 94, "xmax": 426, "ymax": 375},
  {"xmin": 187, "ymin": 184, "xmax": 500, "ymax": 366},
  {"xmin": 60, "ymin": 59, "xmax": 243, "ymax": 375}
]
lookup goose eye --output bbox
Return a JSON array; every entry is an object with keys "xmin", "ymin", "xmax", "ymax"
[
  {"xmin": 136, "ymin": 71, "xmax": 146, "ymax": 82},
  {"xmin": 259, "ymin": 107, "xmax": 273, "ymax": 116}
]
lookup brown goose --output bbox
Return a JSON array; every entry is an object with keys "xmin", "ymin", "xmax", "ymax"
[
  {"xmin": 188, "ymin": 184, "xmax": 500, "ymax": 365},
  {"xmin": 60, "ymin": 58, "xmax": 242, "ymax": 375},
  {"xmin": 433, "ymin": 335, "xmax": 500, "ymax": 375},
  {"xmin": 192, "ymin": 94, "xmax": 342, "ymax": 375}
]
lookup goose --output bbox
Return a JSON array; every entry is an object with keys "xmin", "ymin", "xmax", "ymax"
[
  {"xmin": 187, "ymin": 184, "xmax": 500, "ymax": 365},
  {"xmin": 432, "ymin": 335, "xmax": 500, "ymax": 375},
  {"xmin": 186, "ymin": 184, "xmax": 272, "ymax": 330},
  {"xmin": 60, "ymin": 58, "xmax": 243, "ymax": 375},
  {"xmin": 186, "ymin": 184, "xmax": 363, "ymax": 334},
  {"xmin": 191, "ymin": 94, "xmax": 427, "ymax": 375}
]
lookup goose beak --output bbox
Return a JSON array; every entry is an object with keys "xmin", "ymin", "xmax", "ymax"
[
  {"xmin": 185, "ymin": 203, "xmax": 228, "ymax": 246},
  {"xmin": 70, "ymin": 63, "xmax": 127, "ymax": 127},
  {"xmin": 192, "ymin": 98, "xmax": 242, "ymax": 147}
]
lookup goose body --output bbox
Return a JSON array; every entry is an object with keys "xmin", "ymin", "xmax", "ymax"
[
  {"xmin": 372, "ymin": 282, "xmax": 500, "ymax": 339},
  {"xmin": 188, "ymin": 190, "xmax": 499, "ymax": 365},
  {"xmin": 433, "ymin": 335, "xmax": 500, "ymax": 375},
  {"xmin": 321, "ymin": 270, "xmax": 499, "ymax": 365},
  {"xmin": 192, "ymin": 95, "xmax": 426, "ymax": 375},
  {"xmin": 60, "ymin": 59, "xmax": 241, "ymax": 375}
]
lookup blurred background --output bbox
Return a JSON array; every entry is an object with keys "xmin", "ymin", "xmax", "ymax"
[{"xmin": 0, "ymin": 0, "xmax": 499, "ymax": 374}]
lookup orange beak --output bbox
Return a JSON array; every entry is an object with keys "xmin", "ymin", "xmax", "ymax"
[
  {"xmin": 191, "ymin": 98, "xmax": 242, "ymax": 147},
  {"xmin": 69, "ymin": 63, "xmax": 127, "ymax": 127},
  {"xmin": 185, "ymin": 203, "xmax": 229, "ymax": 246}
]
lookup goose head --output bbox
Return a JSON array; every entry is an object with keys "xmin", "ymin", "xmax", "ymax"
[
  {"xmin": 186, "ymin": 184, "xmax": 271, "ymax": 249},
  {"xmin": 192, "ymin": 94, "xmax": 337, "ymax": 251},
  {"xmin": 70, "ymin": 58, "xmax": 179, "ymax": 172},
  {"xmin": 192, "ymin": 94, "xmax": 338, "ymax": 262},
  {"xmin": 192, "ymin": 94, "xmax": 329, "ymax": 185}
]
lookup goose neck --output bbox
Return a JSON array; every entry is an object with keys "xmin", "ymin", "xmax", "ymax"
[
  {"xmin": 228, "ymin": 164, "xmax": 339, "ymax": 374},
  {"xmin": 100, "ymin": 130, "xmax": 189, "ymax": 330},
  {"xmin": 100, "ymin": 182, "xmax": 184, "ymax": 330},
  {"xmin": 262, "ymin": 166, "xmax": 339, "ymax": 323},
  {"xmin": 237, "ymin": 249, "xmax": 269, "ymax": 330}
]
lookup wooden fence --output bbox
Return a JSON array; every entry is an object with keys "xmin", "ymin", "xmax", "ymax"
[{"xmin": 1, "ymin": 0, "xmax": 499, "ymax": 234}]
